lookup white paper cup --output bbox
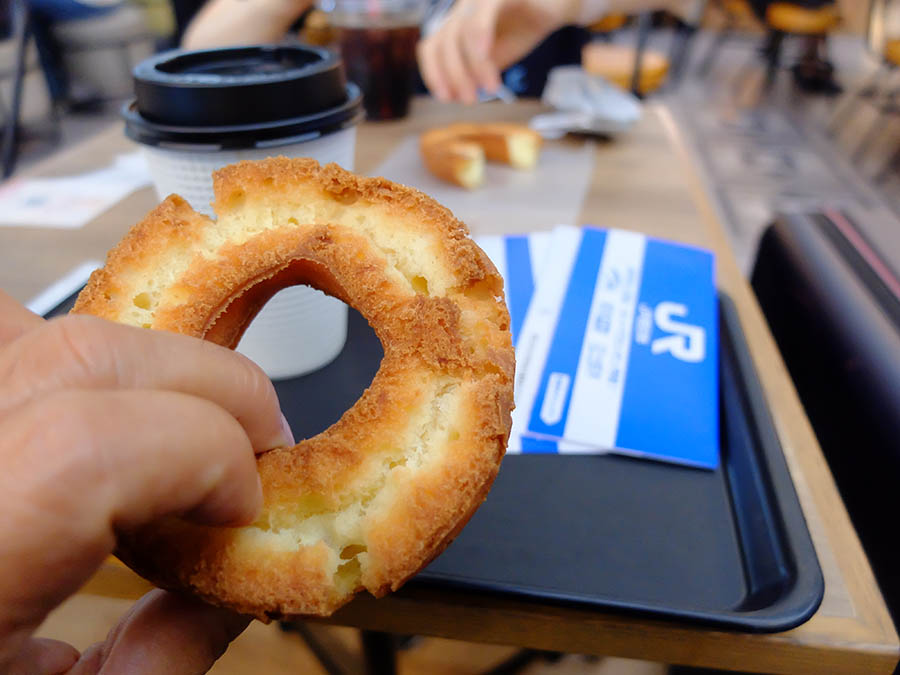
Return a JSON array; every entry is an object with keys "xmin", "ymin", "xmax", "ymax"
[
  {"xmin": 141, "ymin": 128, "xmax": 356, "ymax": 379},
  {"xmin": 139, "ymin": 127, "xmax": 357, "ymax": 216},
  {"xmin": 125, "ymin": 46, "xmax": 363, "ymax": 379}
]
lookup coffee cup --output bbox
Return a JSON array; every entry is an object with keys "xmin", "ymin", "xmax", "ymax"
[{"xmin": 123, "ymin": 45, "xmax": 363, "ymax": 379}]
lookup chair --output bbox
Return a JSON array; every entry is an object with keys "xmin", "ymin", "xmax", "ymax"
[
  {"xmin": 765, "ymin": 2, "xmax": 840, "ymax": 34},
  {"xmin": 696, "ymin": 0, "xmax": 762, "ymax": 75},
  {"xmin": 0, "ymin": 0, "xmax": 50, "ymax": 178},
  {"xmin": 588, "ymin": 12, "xmax": 628, "ymax": 35},
  {"xmin": 761, "ymin": 2, "xmax": 840, "ymax": 87},
  {"xmin": 697, "ymin": 0, "xmax": 841, "ymax": 91},
  {"xmin": 583, "ymin": 4, "xmax": 707, "ymax": 96},
  {"xmin": 751, "ymin": 210, "xmax": 900, "ymax": 628},
  {"xmin": 50, "ymin": 3, "xmax": 157, "ymax": 101},
  {"xmin": 582, "ymin": 11, "xmax": 673, "ymax": 97},
  {"xmin": 582, "ymin": 40, "xmax": 670, "ymax": 96}
]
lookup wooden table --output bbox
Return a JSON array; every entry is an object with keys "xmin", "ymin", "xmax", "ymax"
[{"xmin": 2, "ymin": 99, "xmax": 898, "ymax": 674}]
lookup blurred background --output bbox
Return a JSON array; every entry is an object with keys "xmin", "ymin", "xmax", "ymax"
[{"xmin": 2, "ymin": 0, "xmax": 898, "ymax": 272}]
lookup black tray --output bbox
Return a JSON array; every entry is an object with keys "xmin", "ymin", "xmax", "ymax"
[
  {"xmin": 272, "ymin": 293, "xmax": 823, "ymax": 633},
  {"xmin": 47, "ymin": 290, "xmax": 823, "ymax": 632}
]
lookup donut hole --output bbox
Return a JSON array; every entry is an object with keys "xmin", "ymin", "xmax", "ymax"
[{"xmin": 261, "ymin": 304, "xmax": 382, "ymax": 440}]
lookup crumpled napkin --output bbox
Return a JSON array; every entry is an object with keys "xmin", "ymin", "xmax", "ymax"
[{"xmin": 531, "ymin": 65, "xmax": 643, "ymax": 139}]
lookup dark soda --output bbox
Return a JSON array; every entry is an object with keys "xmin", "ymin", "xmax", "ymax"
[{"xmin": 337, "ymin": 24, "xmax": 420, "ymax": 121}]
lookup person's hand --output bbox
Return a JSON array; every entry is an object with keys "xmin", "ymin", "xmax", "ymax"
[
  {"xmin": 0, "ymin": 290, "xmax": 293, "ymax": 674},
  {"xmin": 417, "ymin": 0, "xmax": 581, "ymax": 103},
  {"xmin": 182, "ymin": 0, "xmax": 313, "ymax": 49}
]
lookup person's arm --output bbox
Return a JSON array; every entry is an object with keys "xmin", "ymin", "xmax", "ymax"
[
  {"xmin": 0, "ymin": 290, "xmax": 293, "ymax": 673},
  {"xmin": 417, "ymin": 0, "xmax": 689, "ymax": 103},
  {"xmin": 182, "ymin": 0, "xmax": 313, "ymax": 49}
]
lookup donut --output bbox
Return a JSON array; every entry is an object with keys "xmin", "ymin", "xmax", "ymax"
[
  {"xmin": 73, "ymin": 157, "xmax": 515, "ymax": 619},
  {"xmin": 420, "ymin": 122, "xmax": 543, "ymax": 189}
]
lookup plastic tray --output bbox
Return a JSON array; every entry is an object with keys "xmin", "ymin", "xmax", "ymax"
[
  {"xmin": 47, "ymin": 290, "xmax": 823, "ymax": 632},
  {"xmin": 272, "ymin": 293, "xmax": 823, "ymax": 632}
]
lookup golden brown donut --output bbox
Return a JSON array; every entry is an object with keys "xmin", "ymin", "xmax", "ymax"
[
  {"xmin": 73, "ymin": 157, "xmax": 515, "ymax": 619},
  {"xmin": 420, "ymin": 122, "xmax": 542, "ymax": 189}
]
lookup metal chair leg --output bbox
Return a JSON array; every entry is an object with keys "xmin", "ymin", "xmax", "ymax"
[
  {"xmin": 668, "ymin": 24, "xmax": 698, "ymax": 86},
  {"xmin": 630, "ymin": 12, "xmax": 653, "ymax": 97},
  {"xmin": 763, "ymin": 29, "xmax": 785, "ymax": 90},
  {"xmin": 278, "ymin": 622, "xmax": 365, "ymax": 675},
  {"xmin": 2, "ymin": 0, "xmax": 30, "ymax": 179},
  {"xmin": 697, "ymin": 25, "xmax": 733, "ymax": 77},
  {"xmin": 361, "ymin": 630, "xmax": 397, "ymax": 675}
]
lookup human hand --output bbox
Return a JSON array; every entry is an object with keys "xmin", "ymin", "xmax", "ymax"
[
  {"xmin": 182, "ymin": 0, "xmax": 313, "ymax": 49},
  {"xmin": 0, "ymin": 290, "xmax": 293, "ymax": 674},
  {"xmin": 417, "ymin": 0, "xmax": 581, "ymax": 103}
]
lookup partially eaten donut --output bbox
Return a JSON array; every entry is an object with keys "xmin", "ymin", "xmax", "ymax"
[
  {"xmin": 73, "ymin": 158, "xmax": 515, "ymax": 619},
  {"xmin": 420, "ymin": 122, "xmax": 543, "ymax": 189}
]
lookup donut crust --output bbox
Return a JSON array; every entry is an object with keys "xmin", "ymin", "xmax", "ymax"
[
  {"xmin": 420, "ymin": 122, "xmax": 542, "ymax": 189},
  {"xmin": 73, "ymin": 158, "xmax": 514, "ymax": 619}
]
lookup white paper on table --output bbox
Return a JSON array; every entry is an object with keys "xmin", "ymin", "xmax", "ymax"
[
  {"xmin": 372, "ymin": 136, "xmax": 595, "ymax": 235},
  {"xmin": 0, "ymin": 152, "xmax": 152, "ymax": 229},
  {"xmin": 534, "ymin": 65, "xmax": 643, "ymax": 139}
]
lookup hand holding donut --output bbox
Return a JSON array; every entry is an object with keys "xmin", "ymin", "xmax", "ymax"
[
  {"xmin": 0, "ymin": 290, "xmax": 292, "ymax": 674},
  {"xmin": 72, "ymin": 158, "xmax": 514, "ymax": 620}
]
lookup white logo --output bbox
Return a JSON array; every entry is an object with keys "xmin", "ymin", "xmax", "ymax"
[
  {"xmin": 650, "ymin": 302, "xmax": 706, "ymax": 363},
  {"xmin": 634, "ymin": 303, "xmax": 653, "ymax": 345}
]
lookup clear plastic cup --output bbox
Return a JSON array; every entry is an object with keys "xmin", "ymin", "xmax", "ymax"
[{"xmin": 319, "ymin": 0, "xmax": 427, "ymax": 120}]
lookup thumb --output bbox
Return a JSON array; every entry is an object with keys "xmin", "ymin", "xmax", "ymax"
[
  {"xmin": 67, "ymin": 590, "xmax": 249, "ymax": 675},
  {"xmin": 2, "ymin": 637, "xmax": 80, "ymax": 675}
]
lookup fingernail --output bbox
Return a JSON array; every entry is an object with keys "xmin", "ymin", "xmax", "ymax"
[
  {"xmin": 183, "ymin": 467, "xmax": 262, "ymax": 527},
  {"xmin": 231, "ymin": 472, "xmax": 263, "ymax": 526},
  {"xmin": 279, "ymin": 412, "xmax": 295, "ymax": 447}
]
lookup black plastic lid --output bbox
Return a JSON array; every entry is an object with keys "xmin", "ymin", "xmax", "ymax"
[{"xmin": 125, "ymin": 45, "xmax": 363, "ymax": 150}]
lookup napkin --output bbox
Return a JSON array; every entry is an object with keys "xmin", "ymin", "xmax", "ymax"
[{"xmin": 531, "ymin": 65, "xmax": 643, "ymax": 139}]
